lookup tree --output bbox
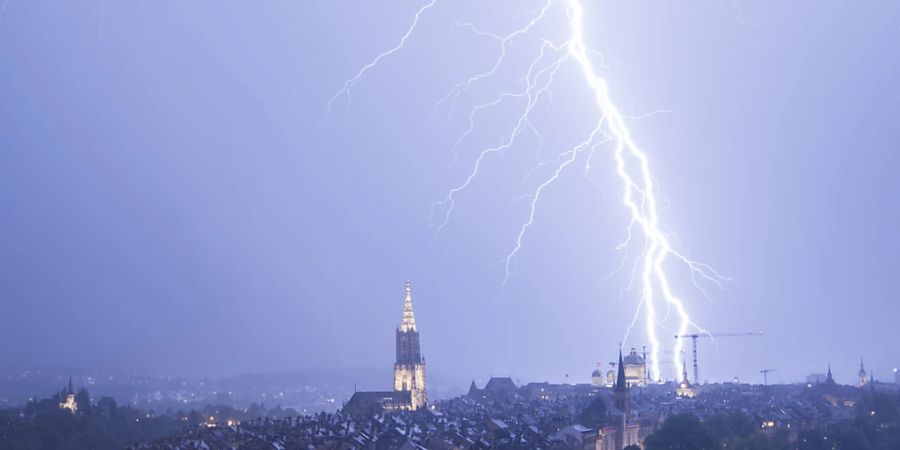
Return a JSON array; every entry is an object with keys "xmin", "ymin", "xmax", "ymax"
[
  {"xmin": 731, "ymin": 433, "xmax": 789, "ymax": 450},
  {"xmin": 75, "ymin": 388, "xmax": 92, "ymax": 416},
  {"xmin": 644, "ymin": 414, "xmax": 716, "ymax": 450},
  {"xmin": 705, "ymin": 411, "xmax": 756, "ymax": 442},
  {"xmin": 96, "ymin": 397, "xmax": 118, "ymax": 418}
]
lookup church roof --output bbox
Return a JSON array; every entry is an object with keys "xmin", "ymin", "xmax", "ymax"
[
  {"xmin": 485, "ymin": 377, "xmax": 518, "ymax": 392},
  {"xmin": 400, "ymin": 280, "xmax": 417, "ymax": 332},
  {"xmin": 577, "ymin": 397, "xmax": 621, "ymax": 428},
  {"xmin": 344, "ymin": 391, "xmax": 411, "ymax": 415},
  {"xmin": 591, "ymin": 369, "xmax": 602, "ymax": 377}
]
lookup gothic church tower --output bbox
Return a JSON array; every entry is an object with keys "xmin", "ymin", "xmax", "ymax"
[{"xmin": 393, "ymin": 281, "xmax": 427, "ymax": 409}]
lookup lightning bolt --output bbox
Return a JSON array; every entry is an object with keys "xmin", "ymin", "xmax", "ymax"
[
  {"xmin": 327, "ymin": 0, "xmax": 438, "ymax": 115},
  {"xmin": 330, "ymin": 0, "xmax": 726, "ymax": 382},
  {"xmin": 432, "ymin": 0, "xmax": 554, "ymax": 124}
]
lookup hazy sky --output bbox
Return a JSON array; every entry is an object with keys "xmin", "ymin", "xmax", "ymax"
[{"xmin": 1, "ymin": 0, "xmax": 899, "ymax": 388}]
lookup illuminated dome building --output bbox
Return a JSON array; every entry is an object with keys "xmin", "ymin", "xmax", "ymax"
[
  {"xmin": 622, "ymin": 348, "xmax": 647, "ymax": 387},
  {"xmin": 591, "ymin": 364, "xmax": 605, "ymax": 386}
]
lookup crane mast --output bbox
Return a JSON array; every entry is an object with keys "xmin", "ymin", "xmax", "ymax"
[{"xmin": 674, "ymin": 332, "xmax": 762, "ymax": 383}]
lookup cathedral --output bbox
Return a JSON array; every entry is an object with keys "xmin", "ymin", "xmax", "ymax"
[
  {"xmin": 344, "ymin": 281, "xmax": 427, "ymax": 416},
  {"xmin": 393, "ymin": 281, "xmax": 427, "ymax": 410}
]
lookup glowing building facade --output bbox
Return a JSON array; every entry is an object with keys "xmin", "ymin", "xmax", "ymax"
[
  {"xmin": 393, "ymin": 281, "xmax": 427, "ymax": 410},
  {"xmin": 622, "ymin": 348, "xmax": 647, "ymax": 387},
  {"xmin": 676, "ymin": 357, "xmax": 696, "ymax": 398},
  {"xmin": 59, "ymin": 377, "xmax": 77, "ymax": 414}
]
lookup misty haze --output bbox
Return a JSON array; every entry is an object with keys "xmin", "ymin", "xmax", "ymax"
[{"xmin": 1, "ymin": 1, "xmax": 899, "ymax": 449}]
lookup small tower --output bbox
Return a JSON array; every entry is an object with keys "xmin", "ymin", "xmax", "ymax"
[
  {"xmin": 858, "ymin": 358, "xmax": 869, "ymax": 387},
  {"xmin": 393, "ymin": 280, "xmax": 427, "ymax": 409},
  {"xmin": 467, "ymin": 380, "xmax": 479, "ymax": 397},
  {"xmin": 676, "ymin": 354, "xmax": 696, "ymax": 398},
  {"xmin": 613, "ymin": 350, "xmax": 630, "ymax": 414},
  {"xmin": 612, "ymin": 349, "xmax": 630, "ymax": 450},
  {"xmin": 825, "ymin": 363, "xmax": 836, "ymax": 385},
  {"xmin": 59, "ymin": 377, "xmax": 77, "ymax": 414}
]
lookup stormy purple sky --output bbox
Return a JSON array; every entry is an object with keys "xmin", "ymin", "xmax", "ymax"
[{"xmin": 1, "ymin": 0, "xmax": 898, "ymax": 387}]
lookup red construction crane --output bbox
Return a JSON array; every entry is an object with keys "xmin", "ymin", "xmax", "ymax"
[{"xmin": 674, "ymin": 332, "xmax": 762, "ymax": 384}]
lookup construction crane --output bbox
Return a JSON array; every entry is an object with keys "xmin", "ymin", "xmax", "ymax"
[
  {"xmin": 760, "ymin": 369, "xmax": 776, "ymax": 386},
  {"xmin": 674, "ymin": 332, "xmax": 763, "ymax": 384}
]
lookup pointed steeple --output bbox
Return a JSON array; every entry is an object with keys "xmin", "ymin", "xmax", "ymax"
[
  {"xmin": 613, "ymin": 348, "xmax": 631, "ymax": 418},
  {"xmin": 400, "ymin": 280, "xmax": 417, "ymax": 332},
  {"xmin": 682, "ymin": 353, "xmax": 690, "ymax": 384},
  {"xmin": 826, "ymin": 363, "xmax": 835, "ymax": 385},
  {"xmin": 67, "ymin": 377, "xmax": 74, "ymax": 395},
  {"xmin": 615, "ymin": 349, "xmax": 627, "ymax": 391}
]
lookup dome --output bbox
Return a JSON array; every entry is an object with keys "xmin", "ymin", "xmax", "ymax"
[
  {"xmin": 623, "ymin": 348, "xmax": 645, "ymax": 365},
  {"xmin": 592, "ymin": 369, "xmax": 602, "ymax": 377}
]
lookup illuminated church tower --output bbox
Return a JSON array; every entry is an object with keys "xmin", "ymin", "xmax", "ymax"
[
  {"xmin": 59, "ymin": 377, "xmax": 77, "ymax": 414},
  {"xmin": 393, "ymin": 281, "xmax": 427, "ymax": 410}
]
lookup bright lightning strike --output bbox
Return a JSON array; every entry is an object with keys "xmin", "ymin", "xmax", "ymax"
[{"xmin": 331, "ymin": 0, "xmax": 726, "ymax": 382}]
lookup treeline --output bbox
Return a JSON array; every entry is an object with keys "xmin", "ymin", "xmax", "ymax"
[
  {"xmin": 642, "ymin": 391, "xmax": 900, "ymax": 450},
  {"xmin": 0, "ymin": 389, "xmax": 185, "ymax": 450},
  {"xmin": 0, "ymin": 388, "xmax": 300, "ymax": 450}
]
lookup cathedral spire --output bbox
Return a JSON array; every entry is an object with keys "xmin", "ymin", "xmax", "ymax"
[
  {"xmin": 400, "ymin": 280, "xmax": 417, "ymax": 332},
  {"xmin": 394, "ymin": 280, "xmax": 426, "ymax": 410}
]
